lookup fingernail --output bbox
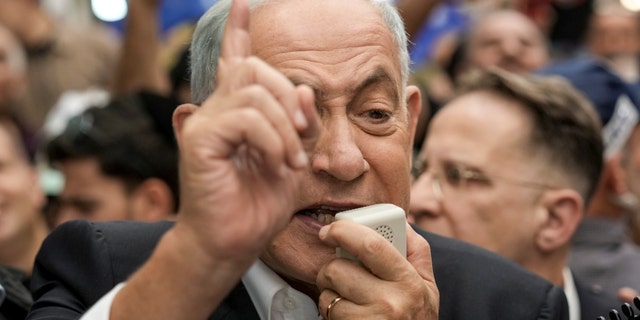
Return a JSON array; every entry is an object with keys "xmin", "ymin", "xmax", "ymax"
[
  {"xmin": 294, "ymin": 110, "xmax": 307, "ymax": 129},
  {"xmin": 319, "ymin": 225, "xmax": 330, "ymax": 239}
]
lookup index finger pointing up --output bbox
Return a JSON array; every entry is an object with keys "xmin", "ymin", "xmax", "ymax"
[{"xmin": 220, "ymin": 0, "xmax": 251, "ymax": 67}]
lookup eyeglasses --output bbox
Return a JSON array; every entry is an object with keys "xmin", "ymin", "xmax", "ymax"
[{"xmin": 414, "ymin": 159, "xmax": 556, "ymax": 202}]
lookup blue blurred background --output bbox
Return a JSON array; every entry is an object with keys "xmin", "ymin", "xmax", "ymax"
[{"xmin": 91, "ymin": 0, "xmax": 218, "ymax": 35}]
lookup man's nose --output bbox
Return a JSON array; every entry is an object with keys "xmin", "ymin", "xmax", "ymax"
[
  {"xmin": 310, "ymin": 117, "xmax": 369, "ymax": 181},
  {"xmin": 500, "ymin": 38, "xmax": 522, "ymax": 58},
  {"xmin": 409, "ymin": 172, "xmax": 442, "ymax": 221}
]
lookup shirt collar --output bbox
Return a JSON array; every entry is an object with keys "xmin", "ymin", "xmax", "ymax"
[
  {"xmin": 241, "ymin": 259, "xmax": 320, "ymax": 320},
  {"xmin": 563, "ymin": 267, "xmax": 581, "ymax": 320}
]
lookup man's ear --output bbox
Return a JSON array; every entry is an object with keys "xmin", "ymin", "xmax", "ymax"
[
  {"xmin": 172, "ymin": 103, "xmax": 199, "ymax": 148},
  {"xmin": 405, "ymin": 85, "xmax": 422, "ymax": 151},
  {"xmin": 130, "ymin": 178, "xmax": 176, "ymax": 222},
  {"xmin": 535, "ymin": 188, "xmax": 583, "ymax": 253}
]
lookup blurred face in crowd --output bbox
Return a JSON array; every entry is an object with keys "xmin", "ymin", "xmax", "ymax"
[
  {"xmin": 53, "ymin": 157, "xmax": 133, "ymax": 226},
  {"xmin": 409, "ymin": 90, "xmax": 549, "ymax": 264},
  {"xmin": 588, "ymin": 9, "xmax": 640, "ymax": 59},
  {"xmin": 0, "ymin": 124, "xmax": 44, "ymax": 248},
  {"xmin": 254, "ymin": 0, "xmax": 420, "ymax": 290},
  {"xmin": 465, "ymin": 10, "xmax": 549, "ymax": 74},
  {"xmin": 0, "ymin": 25, "xmax": 25, "ymax": 110}
]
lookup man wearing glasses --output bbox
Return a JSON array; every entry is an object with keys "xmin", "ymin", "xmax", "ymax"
[{"xmin": 409, "ymin": 68, "xmax": 617, "ymax": 320}]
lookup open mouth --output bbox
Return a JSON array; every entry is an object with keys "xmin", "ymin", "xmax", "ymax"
[{"xmin": 297, "ymin": 205, "xmax": 353, "ymax": 224}]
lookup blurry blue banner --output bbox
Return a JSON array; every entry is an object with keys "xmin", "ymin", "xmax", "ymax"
[{"xmin": 102, "ymin": 0, "xmax": 218, "ymax": 35}]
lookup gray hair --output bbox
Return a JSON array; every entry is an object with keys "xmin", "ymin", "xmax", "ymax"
[{"xmin": 190, "ymin": 0, "xmax": 410, "ymax": 104}]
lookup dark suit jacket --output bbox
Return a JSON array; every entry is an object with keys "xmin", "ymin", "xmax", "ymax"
[
  {"xmin": 575, "ymin": 277, "xmax": 619, "ymax": 320},
  {"xmin": 0, "ymin": 265, "xmax": 32, "ymax": 320},
  {"xmin": 27, "ymin": 220, "xmax": 569, "ymax": 320}
]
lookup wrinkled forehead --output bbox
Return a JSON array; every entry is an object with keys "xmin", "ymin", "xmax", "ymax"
[
  {"xmin": 249, "ymin": 0, "xmax": 403, "ymax": 83},
  {"xmin": 250, "ymin": 0, "xmax": 392, "ymax": 48}
]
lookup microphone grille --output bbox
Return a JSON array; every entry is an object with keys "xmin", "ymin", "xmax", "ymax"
[{"xmin": 375, "ymin": 225, "xmax": 394, "ymax": 243}]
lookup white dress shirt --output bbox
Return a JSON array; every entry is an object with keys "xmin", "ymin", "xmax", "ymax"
[{"xmin": 563, "ymin": 267, "xmax": 581, "ymax": 320}]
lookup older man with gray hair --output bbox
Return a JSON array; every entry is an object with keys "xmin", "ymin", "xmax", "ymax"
[{"xmin": 28, "ymin": 1, "xmax": 568, "ymax": 319}]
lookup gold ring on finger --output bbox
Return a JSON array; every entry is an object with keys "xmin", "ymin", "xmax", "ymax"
[{"xmin": 326, "ymin": 295, "xmax": 344, "ymax": 320}]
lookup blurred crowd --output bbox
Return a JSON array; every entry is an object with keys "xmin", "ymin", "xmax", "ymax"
[{"xmin": 0, "ymin": 0, "xmax": 639, "ymax": 318}]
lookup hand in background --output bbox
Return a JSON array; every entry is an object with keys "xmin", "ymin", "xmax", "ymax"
[{"xmin": 618, "ymin": 287, "xmax": 640, "ymax": 304}]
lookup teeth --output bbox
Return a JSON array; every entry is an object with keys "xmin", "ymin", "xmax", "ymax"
[{"xmin": 309, "ymin": 212, "xmax": 336, "ymax": 224}]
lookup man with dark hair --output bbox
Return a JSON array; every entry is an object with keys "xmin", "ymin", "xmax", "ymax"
[
  {"xmin": 45, "ymin": 92, "xmax": 179, "ymax": 226},
  {"xmin": 409, "ymin": 67, "xmax": 616, "ymax": 319},
  {"xmin": 539, "ymin": 58, "xmax": 640, "ymax": 302}
]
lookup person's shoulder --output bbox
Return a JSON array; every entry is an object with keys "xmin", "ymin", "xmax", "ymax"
[
  {"xmin": 87, "ymin": 219, "xmax": 174, "ymax": 238},
  {"xmin": 45, "ymin": 220, "xmax": 174, "ymax": 262},
  {"xmin": 40, "ymin": 219, "xmax": 174, "ymax": 274},
  {"xmin": 413, "ymin": 226, "xmax": 569, "ymax": 320},
  {"xmin": 416, "ymin": 226, "xmax": 539, "ymax": 279},
  {"xmin": 0, "ymin": 265, "xmax": 31, "ymax": 320},
  {"xmin": 49, "ymin": 219, "xmax": 174, "ymax": 242},
  {"xmin": 573, "ymin": 274, "xmax": 619, "ymax": 320},
  {"xmin": 31, "ymin": 220, "xmax": 176, "ymax": 311}
]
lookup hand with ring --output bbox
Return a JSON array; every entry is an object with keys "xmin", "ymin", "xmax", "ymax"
[
  {"xmin": 326, "ymin": 295, "xmax": 344, "ymax": 320},
  {"xmin": 316, "ymin": 221, "xmax": 440, "ymax": 319}
]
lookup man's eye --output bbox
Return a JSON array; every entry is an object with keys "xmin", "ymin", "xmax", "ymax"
[
  {"xmin": 73, "ymin": 200, "xmax": 99, "ymax": 216},
  {"xmin": 364, "ymin": 109, "xmax": 391, "ymax": 122},
  {"xmin": 444, "ymin": 167, "xmax": 463, "ymax": 186}
]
